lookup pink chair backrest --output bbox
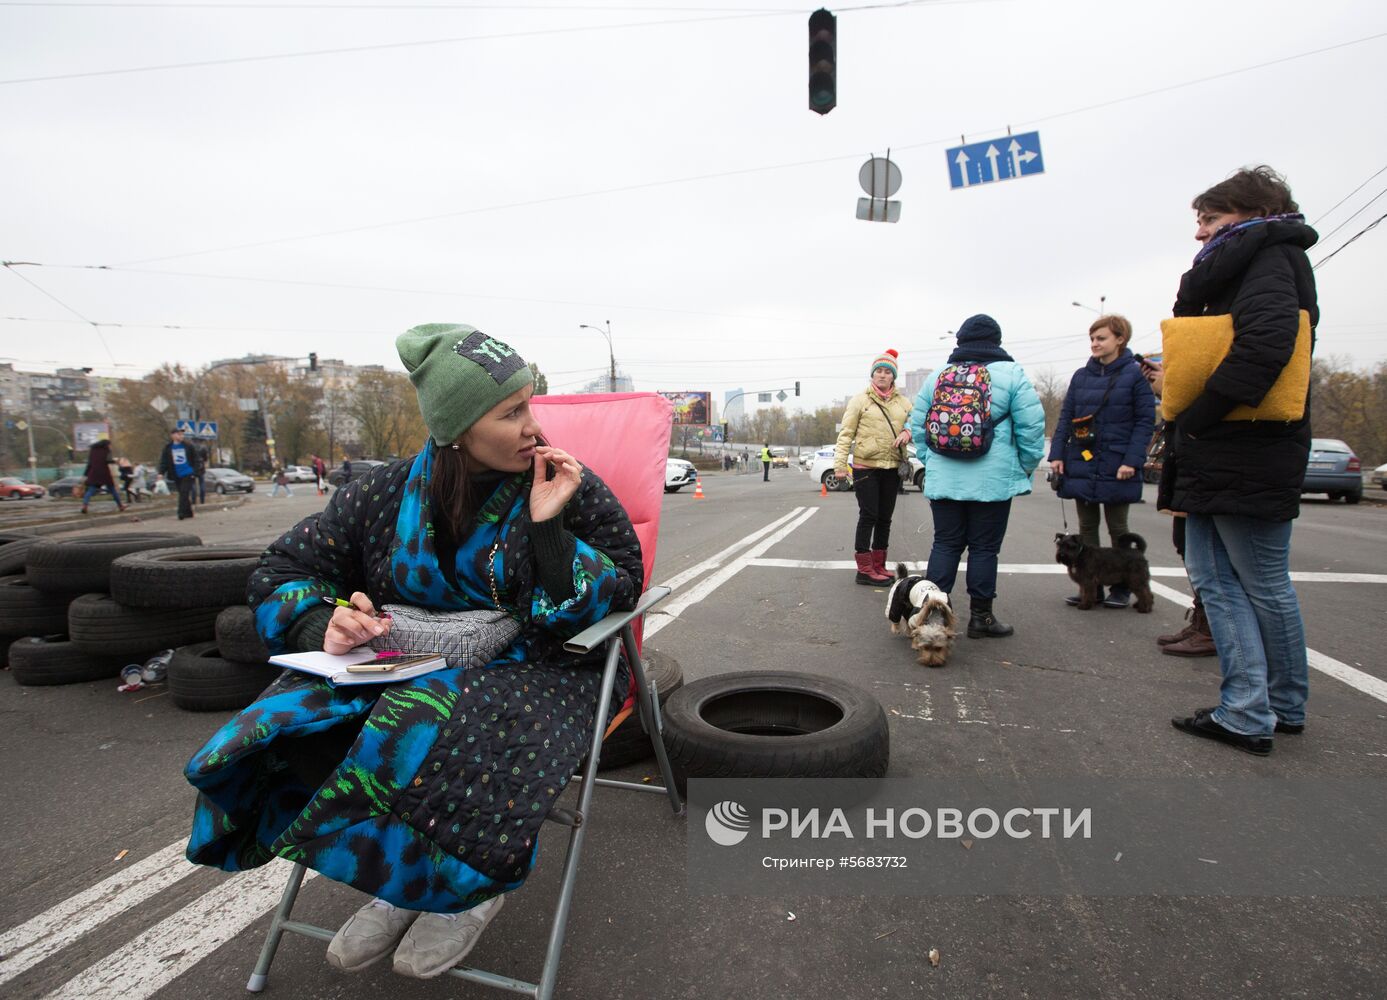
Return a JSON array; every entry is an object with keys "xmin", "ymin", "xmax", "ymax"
[{"xmin": 530, "ymin": 392, "xmax": 674, "ymax": 594}]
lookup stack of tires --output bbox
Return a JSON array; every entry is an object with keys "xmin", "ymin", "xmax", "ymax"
[{"xmin": 0, "ymin": 533, "xmax": 278, "ymax": 712}]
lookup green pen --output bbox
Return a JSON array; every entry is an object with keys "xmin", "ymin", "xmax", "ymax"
[{"xmin": 323, "ymin": 597, "xmax": 390, "ymax": 619}]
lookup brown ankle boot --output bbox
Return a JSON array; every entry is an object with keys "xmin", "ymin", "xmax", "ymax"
[
  {"xmin": 1157, "ymin": 605, "xmax": 1197, "ymax": 646},
  {"xmin": 1162, "ymin": 603, "xmax": 1216, "ymax": 657}
]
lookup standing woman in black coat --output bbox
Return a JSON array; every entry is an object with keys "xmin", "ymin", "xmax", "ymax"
[
  {"xmin": 1048, "ymin": 315, "xmax": 1155, "ymax": 608},
  {"xmin": 1160, "ymin": 166, "xmax": 1317, "ymax": 757}
]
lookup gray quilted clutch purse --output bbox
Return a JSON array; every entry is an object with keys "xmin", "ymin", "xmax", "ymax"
[{"xmin": 367, "ymin": 604, "xmax": 522, "ymax": 669}]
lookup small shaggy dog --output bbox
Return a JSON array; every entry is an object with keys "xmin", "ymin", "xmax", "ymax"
[
  {"xmin": 1053, "ymin": 532, "xmax": 1154, "ymax": 612},
  {"xmin": 885, "ymin": 565, "xmax": 957, "ymax": 667}
]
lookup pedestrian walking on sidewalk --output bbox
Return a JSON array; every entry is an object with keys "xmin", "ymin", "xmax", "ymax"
[
  {"xmin": 81, "ymin": 438, "xmax": 126, "ymax": 513},
  {"xmin": 159, "ymin": 427, "xmax": 201, "ymax": 520},
  {"xmin": 835, "ymin": 348, "xmax": 913, "ymax": 585}
]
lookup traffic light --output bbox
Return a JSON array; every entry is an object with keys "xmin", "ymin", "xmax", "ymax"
[
  {"xmin": 808, "ymin": 9, "xmax": 837, "ymax": 115},
  {"xmin": 795, "ymin": 381, "xmax": 801, "ymax": 396},
  {"xmin": 308, "ymin": 352, "xmax": 318, "ymax": 372}
]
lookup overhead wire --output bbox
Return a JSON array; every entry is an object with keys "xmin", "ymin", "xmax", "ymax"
[
  {"xmin": 1312, "ymin": 186, "xmax": 1387, "ymax": 246},
  {"xmin": 1311, "ymin": 162, "xmax": 1387, "ymax": 227},
  {"xmin": 0, "ymin": 0, "xmax": 963, "ymax": 87},
  {"xmin": 1, "ymin": 263, "xmax": 118, "ymax": 364},
  {"xmin": 24, "ymin": 27, "xmax": 1368, "ymax": 267},
  {"xmin": 1313, "ymin": 211, "xmax": 1387, "ymax": 271}
]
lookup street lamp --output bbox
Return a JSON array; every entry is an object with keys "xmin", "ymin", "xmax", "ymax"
[
  {"xmin": 578, "ymin": 321, "xmax": 616, "ymax": 393},
  {"xmin": 1071, "ymin": 297, "xmax": 1107, "ymax": 315}
]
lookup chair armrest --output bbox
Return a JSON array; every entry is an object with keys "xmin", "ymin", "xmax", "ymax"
[{"xmin": 562, "ymin": 585, "xmax": 672, "ymax": 653}]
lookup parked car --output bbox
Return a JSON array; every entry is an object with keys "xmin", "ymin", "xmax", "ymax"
[
  {"xmin": 282, "ymin": 465, "xmax": 317, "ymax": 483},
  {"xmin": 45, "ymin": 476, "xmax": 84, "ymax": 498},
  {"xmin": 1302, "ymin": 438, "xmax": 1362, "ymax": 504},
  {"xmin": 808, "ymin": 445, "xmax": 924, "ymax": 492},
  {"xmin": 204, "ymin": 467, "xmax": 256, "ymax": 495},
  {"xmin": 0, "ymin": 477, "xmax": 46, "ymax": 500},
  {"xmin": 665, "ymin": 458, "xmax": 697, "ymax": 493},
  {"xmin": 1372, "ymin": 461, "xmax": 1387, "ymax": 491},
  {"xmin": 327, "ymin": 459, "xmax": 386, "ymax": 487}
]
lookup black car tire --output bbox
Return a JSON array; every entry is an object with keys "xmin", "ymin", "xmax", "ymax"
[
  {"xmin": 0, "ymin": 574, "xmax": 81, "ymax": 636},
  {"xmin": 216, "ymin": 483, "xmax": 226, "ymax": 495},
  {"xmin": 168, "ymin": 641, "xmax": 279, "ymax": 711},
  {"xmin": 0, "ymin": 534, "xmax": 42, "ymax": 576},
  {"xmin": 110, "ymin": 547, "xmax": 262, "ymax": 610},
  {"xmin": 215, "ymin": 605, "xmax": 269, "ymax": 664},
  {"xmin": 8, "ymin": 635, "xmax": 128, "ymax": 685},
  {"xmin": 67, "ymin": 593, "xmax": 221, "ymax": 656},
  {"xmin": 25, "ymin": 533, "xmax": 201, "ymax": 594},
  {"xmin": 665, "ymin": 485, "xmax": 682, "ymax": 493},
  {"xmin": 597, "ymin": 651, "xmax": 684, "ymax": 771},
  {"xmin": 660, "ymin": 671, "xmax": 889, "ymax": 791},
  {"xmin": 914, "ymin": 469, "xmax": 926, "ymax": 491},
  {"xmin": 1345, "ymin": 489, "xmax": 1362, "ymax": 505}
]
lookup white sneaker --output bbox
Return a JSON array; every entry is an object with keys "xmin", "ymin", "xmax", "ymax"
[
  {"xmin": 392, "ymin": 895, "xmax": 506, "ymax": 979},
  {"xmin": 325, "ymin": 898, "xmax": 419, "ymax": 972}
]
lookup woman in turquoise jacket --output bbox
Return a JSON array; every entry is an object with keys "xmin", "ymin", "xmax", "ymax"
[{"xmin": 908, "ymin": 315, "xmax": 1046, "ymax": 638}]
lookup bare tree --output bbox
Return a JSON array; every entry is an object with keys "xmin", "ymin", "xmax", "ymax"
[
  {"xmin": 1028, "ymin": 365, "xmax": 1068, "ymax": 436},
  {"xmin": 349, "ymin": 371, "xmax": 427, "ymax": 458}
]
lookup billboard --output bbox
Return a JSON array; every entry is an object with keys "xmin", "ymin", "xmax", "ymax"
[
  {"xmin": 658, "ymin": 391, "xmax": 711, "ymax": 426},
  {"xmin": 73, "ymin": 421, "xmax": 110, "ymax": 449}
]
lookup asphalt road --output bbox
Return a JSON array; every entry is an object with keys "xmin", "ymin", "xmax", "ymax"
[{"xmin": 2, "ymin": 469, "xmax": 1384, "ymax": 999}]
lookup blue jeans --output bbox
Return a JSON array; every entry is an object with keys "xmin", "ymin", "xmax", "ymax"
[
  {"xmin": 82, "ymin": 483, "xmax": 122, "ymax": 508},
  {"xmin": 1185, "ymin": 513, "xmax": 1308, "ymax": 736},
  {"xmin": 925, "ymin": 499, "xmax": 1012, "ymax": 600}
]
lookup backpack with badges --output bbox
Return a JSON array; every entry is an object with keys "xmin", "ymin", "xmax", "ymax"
[{"xmin": 925, "ymin": 363, "xmax": 1000, "ymax": 459}]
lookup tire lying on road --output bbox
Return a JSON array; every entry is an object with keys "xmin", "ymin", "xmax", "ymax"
[
  {"xmin": 168, "ymin": 640, "xmax": 281, "ymax": 712},
  {"xmin": 0, "ymin": 533, "xmax": 42, "ymax": 577},
  {"xmin": 68, "ymin": 593, "xmax": 222, "ymax": 657},
  {"xmin": 25, "ymin": 533, "xmax": 201, "ymax": 594},
  {"xmin": 660, "ymin": 671, "xmax": 889, "ymax": 790},
  {"xmin": 8, "ymin": 634, "xmax": 129, "ymax": 685},
  {"xmin": 110, "ymin": 547, "xmax": 262, "ymax": 610},
  {"xmin": 0, "ymin": 574, "xmax": 83, "ymax": 637},
  {"xmin": 214, "ymin": 605, "xmax": 269, "ymax": 664},
  {"xmin": 596, "ymin": 650, "xmax": 684, "ymax": 771}
]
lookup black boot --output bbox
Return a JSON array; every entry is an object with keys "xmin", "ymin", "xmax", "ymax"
[{"xmin": 967, "ymin": 598, "xmax": 1014, "ymax": 638}]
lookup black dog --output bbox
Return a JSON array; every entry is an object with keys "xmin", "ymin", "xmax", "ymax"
[{"xmin": 1053, "ymin": 532, "xmax": 1154, "ymax": 612}]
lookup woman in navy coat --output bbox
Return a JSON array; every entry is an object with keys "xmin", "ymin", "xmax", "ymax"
[{"xmin": 1048, "ymin": 314, "xmax": 1156, "ymax": 608}]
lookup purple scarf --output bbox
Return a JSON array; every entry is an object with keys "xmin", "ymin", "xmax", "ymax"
[{"xmin": 1192, "ymin": 212, "xmax": 1305, "ymax": 266}]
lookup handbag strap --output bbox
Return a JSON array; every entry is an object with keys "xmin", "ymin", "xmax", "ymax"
[{"xmin": 870, "ymin": 398, "xmax": 909, "ymax": 459}]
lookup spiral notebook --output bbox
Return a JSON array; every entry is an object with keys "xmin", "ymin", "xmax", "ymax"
[{"xmin": 269, "ymin": 649, "xmax": 447, "ymax": 686}]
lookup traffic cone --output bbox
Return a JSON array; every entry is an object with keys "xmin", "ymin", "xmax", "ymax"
[
  {"xmin": 693, "ymin": 479, "xmax": 706, "ymax": 500},
  {"xmin": 820, "ymin": 480, "xmax": 829, "ymax": 497}
]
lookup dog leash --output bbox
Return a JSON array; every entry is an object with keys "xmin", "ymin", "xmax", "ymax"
[{"xmin": 1056, "ymin": 494, "xmax": 1070, "ymax": 532}]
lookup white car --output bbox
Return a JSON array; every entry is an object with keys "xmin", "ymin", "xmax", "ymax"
[
  {"xmin": 665, "ymin": 458, "xmax": 697, "ymax": 493},
  {"xmin": 808, "ymin": 445, "xmax": 924, "ymax": 492},
  {"xmin": 1372, "ymin": 462, "xmax": 1387, "ymax": 491},
  {"xmin": 282, "ymin": 465, "xmax": 317, "ymax": 483}
]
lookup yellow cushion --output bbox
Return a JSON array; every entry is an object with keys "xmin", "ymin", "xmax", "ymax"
[{"xmin": 1159, "ymin": 310, "xmax": 1311, "ymax": 422}]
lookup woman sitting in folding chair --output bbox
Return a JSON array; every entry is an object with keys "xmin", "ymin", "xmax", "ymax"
[{"xmin": 184, "ymin": 325, "xmax": 643, "ymax": 980}]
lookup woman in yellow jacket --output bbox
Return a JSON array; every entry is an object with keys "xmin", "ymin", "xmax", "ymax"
[{"xmin": 835, "ymin": 349, "xmax": 913, "ymax": 584}]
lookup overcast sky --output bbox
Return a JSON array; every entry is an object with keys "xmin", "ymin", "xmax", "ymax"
[{"xmin": 3, "ymin": 0, "xmax": 1385, "ymax": 415}]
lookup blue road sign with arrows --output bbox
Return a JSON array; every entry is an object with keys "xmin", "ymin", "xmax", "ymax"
[{"xmin": 946, "ymin": 131, "xmax": 1045, "ymax": 190}]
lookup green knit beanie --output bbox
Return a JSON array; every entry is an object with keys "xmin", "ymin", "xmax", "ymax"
[{"xmin": 396, "ymin": 324, "xmax": 533, "ymax": 445}]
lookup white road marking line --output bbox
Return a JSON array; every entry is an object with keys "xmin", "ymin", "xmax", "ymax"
[
  {"xmin": 44, "ymin": 859, "xmax": 317, "ymax": 1000},
  {"xmin": 748, "ymin": 559, "xmax": 1387, "ymax": 584},
  {"xmin": 656, "ymin": 508, "xmax": 806, "ymax": 593},
  {"xmin": 645, "ymin": 508, "xmax": 817, "ymax": 640},
  {"xmin": 0, "ymin": 840, "xmax": 197, "ymax": 986},
  {"xmin": 1148, "ymin": 580, "xmax": 1387, "ymax": 706}
]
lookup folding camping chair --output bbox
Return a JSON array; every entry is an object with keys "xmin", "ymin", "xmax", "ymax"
[{"xmin": 247, "ymin": 392, "xmax": 685, "ymax": 998}]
